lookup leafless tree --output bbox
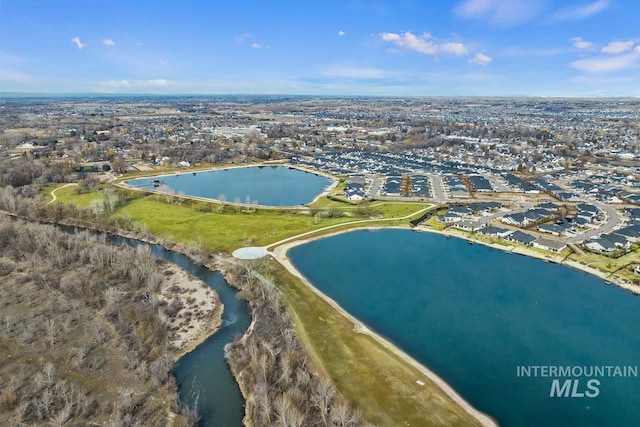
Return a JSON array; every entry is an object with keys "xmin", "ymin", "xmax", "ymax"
[
  {"xmin": 216, "ymin": 193, "xmax": 226, "ymax": 213},
  {"xmin": 70, "ymin": 346, "xmax": 87, "ymax": 368},
  {"xmin": 43, "ymin": 362, "xmax": 56, "ymax": 387},
  {"xmin": 50, "ymin": 403, "xmax": 72, "ymax": 427},
  {"xmin": 311, "ymin": 378, "xmax": 336, "ymax": 426},
  {"xmin": 45, "ymin": 319, "xmax": 58, "ymax": 348}
]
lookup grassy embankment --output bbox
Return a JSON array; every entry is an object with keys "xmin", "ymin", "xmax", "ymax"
[
  {"xmin": 271, "ymin": 259, "xmax": 486, "ymax": 427},
  {"xmin": 49, "ymin": 182, "xmax": 487, "ymax": 425}
]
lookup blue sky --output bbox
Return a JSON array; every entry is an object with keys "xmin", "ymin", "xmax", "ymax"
[{"xmin": 1, "ymin": 0, "xmax": 639, "ymax": 96}]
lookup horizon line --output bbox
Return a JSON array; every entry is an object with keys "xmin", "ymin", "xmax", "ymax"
[{"xmin": 2, "ymin": 92, "xmax": 640, "ymax": 100}]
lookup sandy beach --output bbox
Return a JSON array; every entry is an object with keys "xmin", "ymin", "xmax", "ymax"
[
  {"xmin": 158, "ymin": 264, "xmax": 224, "ymax": 361},
  {"xmin": 270, "ymin": 227, "xmax": 498, "ymax": 427}
]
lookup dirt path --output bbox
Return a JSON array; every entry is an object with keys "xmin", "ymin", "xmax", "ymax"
[{"xmin": 48, "ymin": 182, "xmax": 78, "ymax": 204}]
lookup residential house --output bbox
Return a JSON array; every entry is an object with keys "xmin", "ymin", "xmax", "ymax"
[
  {"xmin": 453, "ymin": 220, "xmax": 486, "ymax": 232},
  {"xmin": 537, "ymin": 223, "xmax": 569, "ymax": 236},
  {"xmin": 584, "ymin": 237, "xmax": 617, "ymax": 254},
  {"xmin": 478, "ymin": 226, "xmax": 512, "ymax": 238},
  {"xmin": 505, "ymin": 231, "xmax": 536, "ymax": 246},
  {"xmin": 533, "ymin": 238, "xmax": 567, "ymax": 253}
]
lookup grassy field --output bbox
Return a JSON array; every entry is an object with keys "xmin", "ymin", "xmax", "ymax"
[
  {"xmin": 271, "ymin": 260, "xmax": 486, "ymax": 427},
  {"xmin": 116, "ymin": 196, "xmax": 357, "ymax": 251},
  {"xmin": 52, "ymin": 185, "xmax": 104, "ymax": 208},
  {"xmin": 49, "ymin": 183, "xmax": 431, "ymax": 252}
]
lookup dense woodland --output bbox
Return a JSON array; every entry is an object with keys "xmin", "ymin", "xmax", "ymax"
[{"xmin": 0, "ymin": 218, "xmax": 198, "ymax": 426}]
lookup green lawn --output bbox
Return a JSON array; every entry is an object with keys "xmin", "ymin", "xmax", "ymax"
[
  {"xmin": 374, "ymin": 201, "xmax": 431, "ymax": 218},
  {"xmin": 114, "ymin": 196, "xmax": 357, "ymax": 252},
  {"xmin": 308, "ymin": 196, "xmax": 354, "ymax": 208},
  {"xmin": 51, "ymin": 183, "xmax": 432, "ymax": 253},
  {"xmin": 54, "ymin": 185, "xmax": 104, "ymax": 208}
]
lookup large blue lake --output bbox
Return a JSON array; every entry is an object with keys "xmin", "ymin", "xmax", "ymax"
[
  {"xmin": 288, "ymin": 229, "xmax": 640, "ymax": 427},
  {"xmin": 127, "ymin": 166, "xmax": 332, "ymax": 206}
]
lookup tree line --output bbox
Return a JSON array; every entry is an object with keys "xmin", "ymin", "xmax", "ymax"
[{"xmin": 223, "ymin": 258, "xmax": 370, "ymax": 427}]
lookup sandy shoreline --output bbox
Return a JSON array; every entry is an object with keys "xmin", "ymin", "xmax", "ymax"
[
  {"xmin": 270, "ymin": 226, "xmax": 498, "ymax": 427},
  {"xmin": 157, "ymin": 264, "xmax": 224, "ymax": 362}
]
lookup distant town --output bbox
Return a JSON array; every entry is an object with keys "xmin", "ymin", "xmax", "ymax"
[{"xmin": 3, "ymin": 95, "xmax": 640, "ymax": 286}]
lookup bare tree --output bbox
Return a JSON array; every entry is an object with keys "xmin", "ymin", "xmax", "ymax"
[
  {"xmin": 311, "ymin": 378, "xmax": 336, "ymax": 426},
  {"xmin": 217, "ymin": 193, "xmax": 226, "ymax": 213},
  {"xmin": 45, "ymin": 319, "xmax": 58, "ymax": 348},
  {"xmin": 70, "ymin": 346, "xmax": 87, "ymax": 368},
  {"xmin": 43, "ymin": 362, "xmax": 56, "ymax": 386}
]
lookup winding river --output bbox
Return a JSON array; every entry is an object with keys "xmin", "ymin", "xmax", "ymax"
[{"xmin": 112, "ymin": 236, "xmax": 250, "ymax": 426}]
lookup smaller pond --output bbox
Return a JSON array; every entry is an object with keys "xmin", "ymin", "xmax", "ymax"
[{"xmin": 127, "ymin": 165, "xmax": 332, "ymax": 206}]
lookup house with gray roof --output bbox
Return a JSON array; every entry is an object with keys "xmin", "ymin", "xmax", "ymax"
[
  {"xmin": 478, "ymin": 226, "xmax": 512, "ymax": 238},
  {"xmin": 584, "ymin": 237, "xmax": 616, "ymax": 254},
  {"xmin": 533, "ymin": 238, "xmax": 567, "ymax": 253},
  {"xmin": 505, "ymin": 231, "xmax": 536, "ymax": 245},
  {"xmin": 537, "ymin": 223, "xmax": 570, "ymax": 236},
  {"xmin": 614, "ymin": 225, "xmax": 640, "ymax": 242}
]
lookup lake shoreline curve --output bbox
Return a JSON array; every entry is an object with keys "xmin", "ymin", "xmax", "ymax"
[{"xmin": 271, "ymin": 226, "xmax": 499, "ymax": 427}]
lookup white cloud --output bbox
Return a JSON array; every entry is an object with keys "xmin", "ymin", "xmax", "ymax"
[
  {"xmin": 0, "ymin": 68, "xmax": 35, "ymax": 83},
  {"xmin": 440, "ymin": 42, "xmax": 469, "ymax": 56},
  {"xmin": 320, "ymin": 65, "xmax": 388, "ymax": 78},
  {"xmin": 454, "ymin": 0, "xmax": 543, "ymax": 26},
  {"xmin": 103, "ymin": 38, "xmax": 115, "ymax": 47},
  {"xmin": 570, "ymin": 53, "xmax": 639, "ymax": 73},
  {"xmin": 380, "ymin": 32, "xmax": 468, "ymax": 57},
  {"xmin": 99, "ymin": 79, "xmax": 170, "ymax": 90},
  {"xmin": 469, "ymin": 52, "xmax": 493, "ymax": 65},
  {"xmin": 236, "ymin": 33, "xmax": 252, "ymax": 43},
  {"xmin": 553, "ymin": 0, "xmax": 610, "ymax": 21},
  {"xmin": 71, "ymin": 37, "xmax": 86, "ymax": 50},
  {"xmin": 601, "ymin": 40, "xmax": 635, "ymax": 54},
  {"xmin": 100, "ymin": 79, "xmax": 131, "ymax": 88},
  {"xmin": 571, "ymin": 37, "xmax": 596, "ymax": 50},
  {"xmin": 236, "ymin": 34, "xmax": 263, "ymax": 48},
  {"xmin": 338, "ymin": 30, "xmax": 345, "ymax": 36},
  {"xmin": 142, "ymin": 79, "xmax": 169, "ymax": 87},
  {"xmin": 503, "ymin": 46, "xmax": 566, "ymax": 56}
]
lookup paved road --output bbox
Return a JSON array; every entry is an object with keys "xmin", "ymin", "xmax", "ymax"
[
  {"xmin": 369, "ymin": 175, "xmax": 383, "ymax": 198},
  {"xmin": 565, "ymin": 199, "xmax": 622, "ymax": 244},
  {"xmin": 429, "ymin": 174, "xmax": 447, "ymax": 203},
  {"xmin": 456, "ymin": 197, "xmax": 622, "ymax": 246}
]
